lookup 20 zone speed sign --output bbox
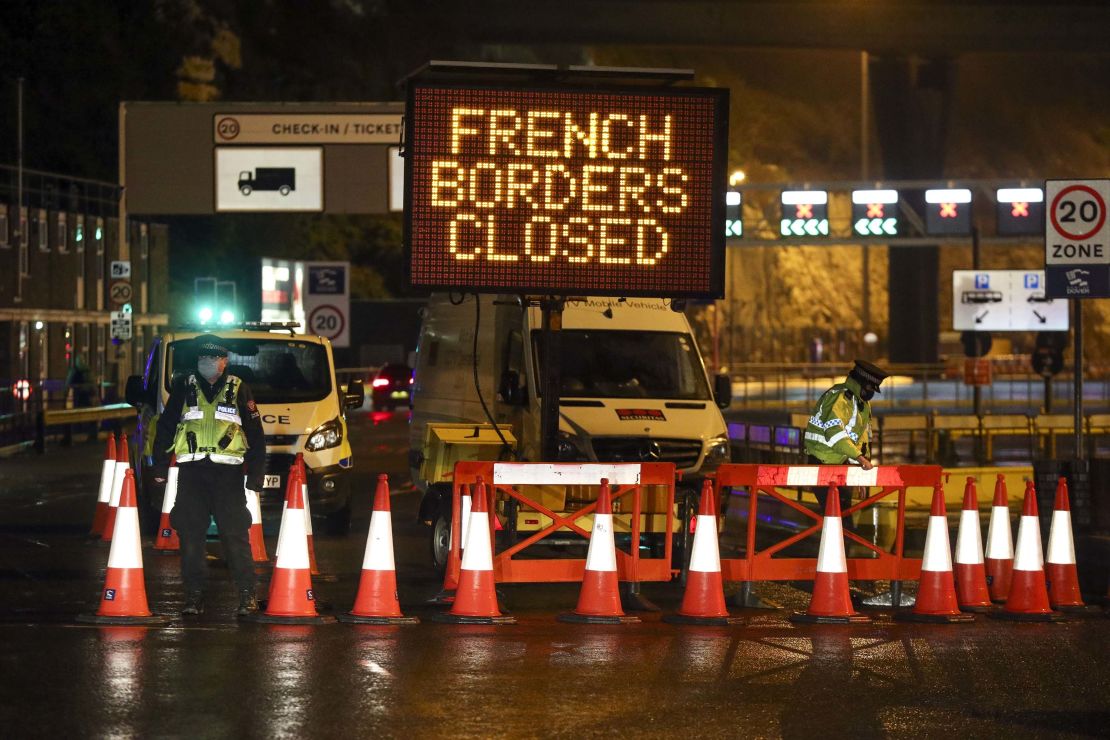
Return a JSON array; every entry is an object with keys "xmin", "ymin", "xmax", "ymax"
[{"xmin": 1046, "ymin": 180, "xmax": 1110, "ymax": 265}]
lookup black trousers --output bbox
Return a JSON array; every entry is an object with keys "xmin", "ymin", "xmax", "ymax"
[
  {"xmin": 806, "ymin": 455, "xmax": 857, "ymax": 531},
  {"xmin": 171, "ymin": 461, "xmax": 255, "ymax": 593}
]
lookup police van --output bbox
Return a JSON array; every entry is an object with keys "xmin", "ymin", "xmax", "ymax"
[
  {"xmin": 125, "ymin": 323, "xmax": 364, "ymax": 534},
  {"xmin": 410, "ymin": 295, "xmax": 732, "ymax": 569}
]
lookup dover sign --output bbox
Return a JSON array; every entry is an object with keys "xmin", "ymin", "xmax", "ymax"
[{"xmin": 404, "ymin": 82, "xmax": 729, "ymax": 298}]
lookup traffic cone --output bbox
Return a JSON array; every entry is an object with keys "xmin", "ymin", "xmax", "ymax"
[
  {"xmin": 790, "ymin": 484, "xmax": 872, "ymax": 624},
  {"xmin": 897, "ymin": 484, "xmax": 974, "ymax": 623},
  {"xmin": 241, "ymin": 463, "xmax": 335, "ymax": 624},
  {"xmin": 431, "ymin": 477, "xmax": 515, "ymax": 624},
  {"xmin": 245, "ymin": 479, "xmax": 268, "ymax": 563},
  {"xmin": 77, "ymin": 469, "xmax": 171, "ymax": 625},
  {"xmin": 429, "ymin": 484, "xmax": 471, "ymax": 605},
  {"xmin": 293, "ymin": 454, "xmax": 323, "ymax": 577},
  {"xmin": 89, "ymin": 434, "xmax": 116, "ymax": 537},
  {"xmin": 152, "ymin": 456, "xmax": 179, "ymax": 552},
  {"xmin": 1045, "ymin": 477, "xmax": 1092, "ymax": 613},
  {"xmin": 338, "ymin": 474, "xmax": 418, "ymax": 625},
  {"xmin": 559, "ymin": 478, "xmax": 640, "ymax": 624},
  {"xmin": 101, "ymin": 434, "xmax": 130, "ymax": 543},
  {"xmin": 665, "ymin": 479, "xmax": 739, "ymax": 626},
  {"xmin": 953, "ymin": 477, "xmax": 992, "ymax": 612},
  {"xmin": 992, "ymin": 481, "xmax": 1065, "ymax": 622},
  {"xmin": 984, "ymin": 474, "xmax": 1014, "ymax": 602}
]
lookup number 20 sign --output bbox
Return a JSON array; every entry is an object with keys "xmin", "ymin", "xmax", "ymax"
[{"xmin": 1046, "ymin": 180, "xmax": 1110, "ymax": 265}]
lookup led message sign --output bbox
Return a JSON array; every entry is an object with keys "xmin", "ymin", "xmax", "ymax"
[
  {"xmin": 925, "ymin": 188, "xmax": 972, "ymax": 236},
  {"xmin": 780, "ymin": 190, "xmax": 829, "ymax": 237},
  {"xmin": 852, "ymin": 189, "xmax": 899, "ymax": 237},
  {"xmin": 996, "ymin": 187, "xmax": 1044, "ymax": 236},
  {"xmin": 405, "ymin": 83, "xmax": 728, "ymax": 297}
]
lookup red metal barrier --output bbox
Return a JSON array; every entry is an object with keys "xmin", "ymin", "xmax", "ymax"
[
  {"xmin": 450, "ymin": 462, "xmax": 677, "ymax": 584},
  {"xmin": 715, "ymin": 464, "xmax": 942, "ymax": 583}
]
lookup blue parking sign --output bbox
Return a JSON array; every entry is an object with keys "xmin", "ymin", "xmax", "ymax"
[
  {"xmin": 975, "ymin": 274, "xmax": 990, "ymax": 289},
  {"xmin": 1024, "ymin": 273, "xmax": 1040, "ymax": 289}
]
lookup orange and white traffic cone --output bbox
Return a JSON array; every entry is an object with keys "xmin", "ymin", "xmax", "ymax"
[
  {"xmin": 101, "ymin": 434, "xmax": 130, "ymax": 543},
  {"xmin": 665, "ymin": 479, "xmax": 739, "ymax": 626},
  {"xmin": 431, "ymin": 477, "xmax": 515, "ymax": 624},
  {"xmin": 791, "ymin": 484, "xmax": 872, "ymax": 624},
  {"xmin": 292, "ymin": 454, "xmax": 325, "ymax": 578},
  {"xmin": 241, "ymin": 463, "xmax": 335, "ymax": 624},
  {"xmin": 77, "ymin": 469, "xmax": 171, "ymax": 625},
  {"xmin": 559, "ymin": 478, "xmax": 640, "ymax": 624},
  {"xmin": 1045, "ymin": 477, "xmax": 1093, "ymax": 613},
  {"xmin": 984, "ymin": 474, "xmax": 1014, "ymax": 603},
  {"xmin": 152, "ymin": 456, "xmax": 180, "ymax": 553},
  {"xmin": 339, "ymin": 474, "xmax": 418, "ymax": 625},
  {"xmin": 897, "ymin": 484, "xmax": 974, "ymax": 623},
  {"xmin": 89, "ymin": 434, "xmax": 116, "ymax": 538},
  {"xmin": 430, "ymin": 484, "xmax": 472, "ymax": 605},
  {"xmin": 992, "ymin": 481, "xmax": 1065, "ymax": 622},
  {"xmin": 954, "ymin": 477, "xmax": 992, "ymax": 612},
  {"xmin": 245, "ymin": 478, "xmax": 268, "ymax": 563}
]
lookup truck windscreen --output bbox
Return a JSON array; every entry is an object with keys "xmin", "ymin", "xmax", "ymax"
[
  {"xmin": 166, "ymin": 339, "xmax": 332, "ymax": 403},
  {"xmin": 533, "ymin": 330, "xmax": 711, "ymax": 400}
]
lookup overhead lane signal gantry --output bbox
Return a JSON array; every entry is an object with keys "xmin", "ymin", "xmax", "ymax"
[
  {"xmin": 780, "ymin": 190, "xmax": 829, "ymax": 238},
  {"xmin": 852, "ymin": 188, "xmax": 899, "ymax": 237}
]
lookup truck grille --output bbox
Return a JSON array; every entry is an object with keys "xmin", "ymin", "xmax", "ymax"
[
  {"xmin": 590, "ymin": 438, "xmax": 703, "ymax": 470},
  {"xmin": 266, "ymin": 434, "xmax": 301, "ymax": 447}
]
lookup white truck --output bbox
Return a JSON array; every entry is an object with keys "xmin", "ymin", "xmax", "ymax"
[{"xmin": 409, "ymin": 294, "xmax": 732, "ymax": 569}]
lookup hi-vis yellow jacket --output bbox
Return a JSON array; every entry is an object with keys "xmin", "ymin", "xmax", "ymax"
[{"xmin": 803, "ymin": 376, "xmax": 871, "ymax": 464}]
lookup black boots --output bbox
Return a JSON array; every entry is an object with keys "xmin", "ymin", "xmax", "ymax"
[
  {"xmin": 237, "ymin": 589, "xmax": 260, "ymax": 617},
  {"xmin": 181, "ymin": 591, "xmax": 205, "ymax": 616}
]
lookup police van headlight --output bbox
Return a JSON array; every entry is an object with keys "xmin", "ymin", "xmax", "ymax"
[
  {"xmin": 700, "ymin": 436, "xmax": 731, "ymax": 473},
  {"xmin": 306, "ymin": 418, "xmax": 343, "ymax": 452}
]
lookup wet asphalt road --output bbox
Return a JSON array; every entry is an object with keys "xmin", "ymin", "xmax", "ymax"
[{"xmin": 1, "ymin": 412, "xmax": 1108, "ymax": 739}]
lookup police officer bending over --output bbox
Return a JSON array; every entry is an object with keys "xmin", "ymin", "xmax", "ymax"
[{"xmin": 152, "ymin": 335, "xmax": 265, "ymax": 617}]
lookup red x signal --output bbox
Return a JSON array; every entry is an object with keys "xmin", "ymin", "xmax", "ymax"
[
  {"xmin": 939, "ymin": 202, "xmax": 958, "ymax": 218},
  {"xmin": 866, "ymin": 203, "xmax": 884, "ymax": 218},
  {"xmin": 1010, "ymin": 201, "xmax": 1029, "ymax": 218},
  {"xmin": 795, "ymin": 203, "xmax": 813, "ymax": 219}
]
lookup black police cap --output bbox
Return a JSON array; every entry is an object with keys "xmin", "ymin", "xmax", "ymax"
[
  {"xmin": 849, "ymin": 359, "xmax": 888, "ymax": 392},
  {"xmin": 193, "ymin": 334, "xmax": 229, "ymax": 358}
]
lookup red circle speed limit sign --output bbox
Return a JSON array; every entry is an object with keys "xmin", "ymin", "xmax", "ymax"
[
  {"xmin": 1049, "ymin": 183, "xmax": 1106, "ymax": 242},
  {"xmin": 215, "ymin": 117, "xmax": 240, "ymax": 141},
  {"xmin": 307, "ymin": 304, "xmax": 345, "ymax": 340}
]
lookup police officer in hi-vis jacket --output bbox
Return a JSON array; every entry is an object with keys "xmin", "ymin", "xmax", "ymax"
[{"xmin": 153, "ymin": 335, "xmax": 265, "ymax": 617}]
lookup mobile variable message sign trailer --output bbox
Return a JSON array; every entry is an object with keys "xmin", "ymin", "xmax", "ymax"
[{"xmin": 404, "ymin": 74, "xmax": 729, "ymax": 299}]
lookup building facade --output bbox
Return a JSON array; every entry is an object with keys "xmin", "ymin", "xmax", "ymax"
[{"xmin": 0, "ymin": 165, "xmax": 169, "ymax": 416}]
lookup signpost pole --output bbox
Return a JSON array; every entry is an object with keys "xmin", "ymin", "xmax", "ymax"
[
  {"xmin": 1073, "ymin": 300, "xmax": 1083, "ymax": 461},
  {"xmin": 539, "ymin": 298, "xmax": 564, "ymax": 462}
]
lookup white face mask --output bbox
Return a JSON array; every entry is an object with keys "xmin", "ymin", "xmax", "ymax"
[{"xmin": 198, "ymin": 358, "xmax": 222, "ymax": 383}]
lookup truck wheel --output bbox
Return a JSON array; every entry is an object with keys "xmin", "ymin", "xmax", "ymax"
[
  {"xmin": 279, "ymin": 185, "xmax": 291, "ymax": 196},
  {"xmin": 240, "ymin": 185, "xmax": 252, "ymax": 196},
  {"xmin": 431, "ymin": 512, "xmax": 451, "ymax": 572},
  {"xmin": 322, "ymin": 501, "xmax": 352, "ymax": 536}
]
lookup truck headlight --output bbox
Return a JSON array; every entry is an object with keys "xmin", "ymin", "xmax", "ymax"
[
  {"xmin": 700, "ymin": 436, "xmax": 731, "ymax": 473},
  {"xmin": 556, "ymin": 431, "xmax": 587, "ymax": 461},
  {"xmin": 306, "ymin": 418, "xmax": 343, "ymax": 452}
]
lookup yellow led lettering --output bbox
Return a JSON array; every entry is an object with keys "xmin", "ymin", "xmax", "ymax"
[
  {"xmin": 657, "ymin": 167, "xmax": 688, "ymax": 213},
  {"xmin": 448, "ymin": 214, "xmax": 480, "ymax": 260},
  {"xmin": 523, "ymin": 216, "xmax": 557, "ymax": 262},
  {"xmin": 450, "ymin": 108, "xmax": 484, "ymax": 154},
  {"xmin": 581, "ymin": 165, "xmax": 615, "ymax": 212},
  {"xmin": 564, "ymin": 111, "xmax": 600, "ymax": 159},
  {"xmin": 563, "ymin": 217, "xmax": 594, "ymax": 263},
  {"xmin": 468, "ymin": 162, "xmax": 502, "ymax": 209},
  {"xmin": 638, "ymin": 114, "xmax": 672, "ymax": 160},
  {"xmin": 601, "ymin": 114, "xmax": 635, "ymax": 159},
  {"xmin": 598, "ymin": 218, "xmax": 632, "ymax": 264},
  {"xmin": 430, "ymin": 161, "xmax": 464, "ymax": 207},
  {"xmin": 636, "ymin": 218, "xmax": 669, "ymax": 265},
  {"xmin": 618, "ymin": 166, "xmax": 652, "ymax": 213},
  {"xmin": 542, "ymin": 164, "xmax": 575, "ymax": 211},
  {"xmin": 525, "ymin": 111, "xmax": 562, "ymax": 157},
  {"xmin": 487, "ymin": 109, "xmax": 521, "ymax": 155},
  {"xmin": 505, "ymin": 163, "xmax": 538, "ymax": 209}
]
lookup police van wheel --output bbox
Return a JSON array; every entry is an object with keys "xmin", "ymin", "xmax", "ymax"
[
  {"xmin": 322, "ymin": 502, "xmax": 351, "ymax": 536},
  {"xmin": 431, "ymin": 513, "xmax": 451, "ymax": 573}
]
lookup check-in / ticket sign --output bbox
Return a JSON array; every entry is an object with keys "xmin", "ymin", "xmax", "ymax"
[{"xmin": 404, "ymin": 83, "xmax": 729, "ymax": 298}]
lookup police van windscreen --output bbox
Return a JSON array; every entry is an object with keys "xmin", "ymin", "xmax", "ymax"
[
  {"xmin": 532, "ymin": 330, "xmax": 711, "ymax": 400},
  {"xmin": 167, "ymin": 339, "xmax": 332, "ymax": 403}
]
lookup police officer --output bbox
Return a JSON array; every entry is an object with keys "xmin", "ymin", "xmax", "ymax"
[{"xmin": 152, "ymin": 335, "xmax": 265, "ymax": 617}]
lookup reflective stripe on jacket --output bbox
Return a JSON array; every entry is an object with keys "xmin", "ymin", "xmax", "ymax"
[{"xmin": 803, "ymin": 377, "xmax": 871, "ymax": 464}]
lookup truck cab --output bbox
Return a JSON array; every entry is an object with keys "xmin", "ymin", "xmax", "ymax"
[{"xmin": 126, "ymin": 323, "xmax": 364, "ymax": 534}]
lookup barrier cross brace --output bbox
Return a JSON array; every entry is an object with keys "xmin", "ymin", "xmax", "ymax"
[
  {"xmin": 451, "ymin": 461, "xmax": 677, "ymax": 584},
  {"xmin": 714, "ymin": 464, "xmax": 940, "ymax": 583}
]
